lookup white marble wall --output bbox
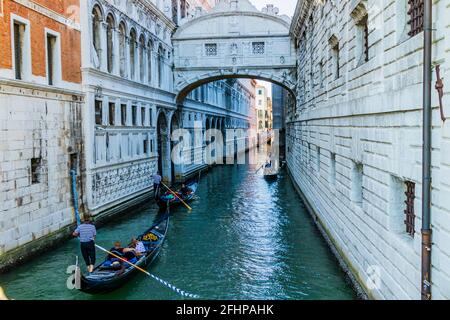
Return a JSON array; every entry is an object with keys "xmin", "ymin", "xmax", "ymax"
[{"xmin": 288, "ymin": 0, "xmax": 450, "ymax": 299}]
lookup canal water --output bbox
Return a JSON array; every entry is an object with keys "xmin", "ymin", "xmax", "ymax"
[{"xmin": 0, "ymin": 154, "xmax": 356, "ymax": 300}]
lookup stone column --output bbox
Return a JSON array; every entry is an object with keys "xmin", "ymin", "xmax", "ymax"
[
  {"xmin": 100, "ymin": 22, "xmax": 108, "ymax": 72},
  {"xmin": 113, "ymin": 28, "xmax": 121, "ymax": 76},
  {"xmin": 126, "ymin": 37, "xmax": 131, "ymax": 80}
]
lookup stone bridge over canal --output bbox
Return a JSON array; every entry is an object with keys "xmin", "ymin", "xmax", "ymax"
[{"xmin": 172, "ymin": 0, "xmax": 297, "ymax": 104}]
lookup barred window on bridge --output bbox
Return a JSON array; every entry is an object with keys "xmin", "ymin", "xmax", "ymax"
[
  {"xmin": 205, "ymin": 43, "xmax": 217, "ymax": 56},
  {"xmin": 252, "ymin": 42, "xmax": 265, "ymax": 55}
]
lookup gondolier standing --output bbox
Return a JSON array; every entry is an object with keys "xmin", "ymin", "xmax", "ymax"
[
  {"xmin": 72, "ymin": 215, "xmax": 96, "ymax": 273},
  {"xmin": 153, "ymin": 171, "xmax": 162, "ymax": 199}
]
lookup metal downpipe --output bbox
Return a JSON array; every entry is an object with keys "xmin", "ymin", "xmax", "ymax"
[{"xmin": 421, "ymin": 0, "xmax": 433, "ymax": 301}]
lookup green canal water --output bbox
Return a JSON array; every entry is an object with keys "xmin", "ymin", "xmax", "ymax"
[{"xmin": 0, "ymin": 159, "xmax": 356, "ymax": 300}]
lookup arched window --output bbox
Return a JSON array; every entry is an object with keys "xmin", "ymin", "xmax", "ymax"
[
  {"xmin": 106, "ymin": 14, "xmax": 115, "ymax": 73},
  {"xmin": 118, "ymin": 22, "xmax": 127, "ymax": 77},
  {"xmin": 147, "ymin": 40, "xmax": 153, "ymax": 84},
  {"xmin": 129, "ymin": 28, "xmax": 137, "ymax": 80},
  {"xmin": 158, "ymin": 45, "xmax": 164, "ymax": 88},
  {"xmin": 92, "ymin": 5, "xmax": 103, "ymax": 69},
  {"xmin": 139, "ymin": 34, "xmax": 146, "ymax": 82}
]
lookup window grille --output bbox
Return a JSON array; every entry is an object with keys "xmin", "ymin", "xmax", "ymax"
[
  {"xmin": 362, "ymin": 15, "xmax": 369, "ymax": 62},
  {"xmin": 205, "ymin": 43, "xmax": 217, "ymax": 56},
  {"xmin": 404, "ymin": 181, "xmax": 416, "ymax": 237},
  {"xmin": 407, "ymin": 0, "xmax": 424, "ymax": 37},
  {"xmin": 31, "ymin": 158, "xmax": 42, "ymax": 184},
  {"xmin": 252, "ymin": 42, "xmax": 265, "ymax": 55}
]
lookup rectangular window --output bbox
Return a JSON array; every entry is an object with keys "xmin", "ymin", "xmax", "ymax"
[
  {"xmin": 150, "ymin": 139, "xmax": 154, "ymax": 153},
  {"xmin": 143, "ymin": 137, "xmax": 148, "ymax": 155},
  {"xmin": 121, "ymin": 104, "xmax": 127, "ymax": 126},
  {"xmin": 13, "ymin": 21, "xmax": 25, "ymax": 80},
  {"xmin": 46, "ymin": 33, "xmax": 57, "ymax": 85},
  {"xmin": 405, "ymin": 181, "xmax": 416, "ymax": 237},
  {"xmin": 252, "ymin": 42, "xmax": 265, "ymax": 55},
  {"xmin": 132, "ymin": 105, "xmax": 138, "ymax": 126},
  {"xmin": 109, "ymin": 103, "xmax": 115, "ymax": 126},
  {"xmin": 31, "ymin": 157, "xmax": 42, "ymax": 184},
  {"xmin": 141, "ymin": 108, "xmax": 146, "ymax": 126},
  {"xmin": 205, "ymin": 43, "xmax": 217, "ymax": 56},
  {"xmin": 330, "ymin": 153, "xmax": 336, "ymax": 186},
  {"xmin": 356, "ymin": 15, "xmax": 369, "ymax": 64},
  {"xmin": 351, "ymin": 162, "xmax": 363, "ymax": 206},
  {"xmin": 332, "ymin": 43, "xmax": 340, "ymax": 79},
  {"xmin": 408, "ymin": 0, "xmax": 424, "ymax": 37},
  {"xmin": 319, "ymin": 61, "xmax": 325, "ymax": 88},
  {"xmin": 95, "ymin": 100, "xmax": 103, "ymax": 125}
]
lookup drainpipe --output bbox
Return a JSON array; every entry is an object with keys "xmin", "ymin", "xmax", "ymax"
[{"xmin": 421, "ymin": 0, "xmax": 433, "ymax": 301}]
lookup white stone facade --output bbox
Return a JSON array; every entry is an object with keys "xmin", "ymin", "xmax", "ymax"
[
  {"xmin": 0, "ymin": 81, "xmax": 83, "ymax": 259},
  {"xmin": 81, "ymin": 0, "xmax": 255, "ymax": 214},
  {"xmin": 288, "ymin": 0, "xmax": 450, "ymax": 299}
]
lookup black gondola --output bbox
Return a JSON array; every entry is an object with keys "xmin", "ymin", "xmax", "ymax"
[
  {"xmin": 78, "ymin": 213, "xmax": 169, "ymax": 294},
  {"xmin": 263, "ymin": 163, "xmax": 279, "ymax": 181},
  {"xmin": 157, "ymin": 180, "xmax": 198, "ymax": 210}
]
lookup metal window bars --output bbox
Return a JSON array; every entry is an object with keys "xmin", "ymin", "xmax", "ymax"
[
  {"xmin": 404, "ymin": 181, "xmax": 416, "ymax": 237},
  {"xmin": 408, "ymin": 0, "xmax": 424, "ymax": 37}
]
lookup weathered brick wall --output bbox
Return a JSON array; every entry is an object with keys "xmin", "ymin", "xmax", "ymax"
[
  {"xmin": 0, "ymin": 82, "xmax": 83, "ymax": 261},
  {"xmin": 288, "ymin": 0, "xmax": 450, "ymax": 299},
  {"xmin": 0, "ymin": 0, "xmax": 81, "ymax": 83}
]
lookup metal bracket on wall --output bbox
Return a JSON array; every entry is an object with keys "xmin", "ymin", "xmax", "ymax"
[{"xmin": 435, "ymin": 64, "xmax": 445, "ymax": 122}]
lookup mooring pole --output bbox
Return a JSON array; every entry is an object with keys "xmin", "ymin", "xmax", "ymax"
[
  {"xmin": 421, "ymin": 0, "xmax": 433, "ymax": 301},
  {"xmin": 70, "ymin": 169, "xmax": 81, "ymax": 226}
]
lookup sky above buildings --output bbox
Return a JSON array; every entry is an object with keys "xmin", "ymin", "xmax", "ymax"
[{"xmin": 249, "ymin": 0, "xmax": 297, "ymax": 17}]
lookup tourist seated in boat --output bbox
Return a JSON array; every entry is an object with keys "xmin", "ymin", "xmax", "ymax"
[
  {"xmin": 131, "ymin": 238, "xmax": 146, "ymax": 256},
  {"xmin": 180, "ymin": 183, "xmax": 192, "ymax": 197},
  {"xmin": 108, "ymin": 241, "xmax": 138, "ymax": 263}
]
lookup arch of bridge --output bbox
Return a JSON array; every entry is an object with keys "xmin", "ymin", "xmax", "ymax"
[{"xmin": 172, "ymin": 0, "xmax": 297, "ymax": 104}]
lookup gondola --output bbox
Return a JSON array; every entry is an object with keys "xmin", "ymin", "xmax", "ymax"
[
  {"xmin": 157, "ymin": 180, "xmax": 198, "ymax": 210},
  {"xmin": 78, "ymin": 213, "xmax": 169, "ymax": 294},
  {"xmin": 263, "ymin": 164, "xmax": 279, "ymax": 181}
]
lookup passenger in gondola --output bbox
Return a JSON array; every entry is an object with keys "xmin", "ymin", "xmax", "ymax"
[
  {"xmin": 107, "ymin": 241, "xmax": 138, "ymax": 273},
  {"xmin": 131, "ymin": 238, "xmax": 146, "ymax": 257},
  {"xmin": 180, "ymin": 183, "xmax": 192, "ymax": 197}
]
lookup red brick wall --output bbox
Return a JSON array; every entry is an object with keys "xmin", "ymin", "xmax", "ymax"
[{"xmin": 0, "ymin": 0, "xmax": 81, "ymax": 84}]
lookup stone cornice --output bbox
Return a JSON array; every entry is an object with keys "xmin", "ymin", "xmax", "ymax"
[
  {"xmin": 174, "ymin": 11, "xmax": 290, "ymax": 39},
  {"xmin": 290, "ymin": 0, "xmax": 313, "ymax": 39}
]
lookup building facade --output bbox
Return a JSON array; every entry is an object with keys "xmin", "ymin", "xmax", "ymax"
[
  {"xmin": 0, "ymin": 0, "xmax": 255, "ymax": 270},
  {"xmin": 289, "ymin": 0, "xmax": 450, "ymax": 299},
  {"xmin": 80, "ymin": 0, "xmax": 254, "ymax": 217},
  {"xmin": 0, "ymin": 0, "xmax": 83, "ymax": 269}
]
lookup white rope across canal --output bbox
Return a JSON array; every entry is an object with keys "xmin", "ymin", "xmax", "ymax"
[{"xmin": 95, "ymin": 244, "xmax": 200, "ymax": 299}]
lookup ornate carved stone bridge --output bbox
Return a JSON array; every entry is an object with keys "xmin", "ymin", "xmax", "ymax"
[{"xmin": 172, "ymin": 0, "xmax": 297, "ymax": 104}]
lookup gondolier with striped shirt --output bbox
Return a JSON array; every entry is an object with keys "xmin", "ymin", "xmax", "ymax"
[
  {"xmin": 153, "ymin": 171, "xmax": 162, "ymax": 199},
  {"xmin": 73, "ymin": 215, "xmax": 97, "ymax": 273}
]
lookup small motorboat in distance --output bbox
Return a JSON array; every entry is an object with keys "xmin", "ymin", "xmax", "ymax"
[
  {"xmin": 157, "ymin": 180, "xmax": 198, "ymax": 210},
  {"xmin": 78, "ymin": 213, "xmax": 169, "ymax": 294}
]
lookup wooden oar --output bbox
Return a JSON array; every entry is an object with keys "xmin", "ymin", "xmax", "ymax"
[
  {"xmin": 160, "ymin": 181, "xmax": 192, "ymax": 211},
  {"xmin": 94, "ymin": 244, "xmax": 199, "ymax": 298},
  {"xmin": 255, "ymin": 164, "xmax": 264, "ymax": 174}
]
